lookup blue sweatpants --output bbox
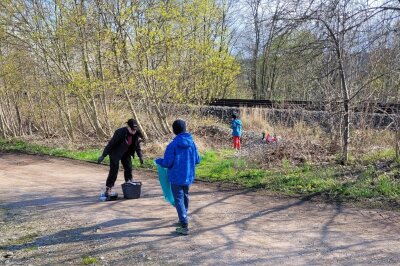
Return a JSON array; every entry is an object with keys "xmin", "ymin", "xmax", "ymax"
[{"xmin": 171, "ymin": 184, "xmax": 189, "ymax": 227}]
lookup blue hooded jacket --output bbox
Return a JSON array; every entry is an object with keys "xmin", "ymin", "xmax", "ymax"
[
  {"xmin": 155, "ymin": 132, "xmax": 200, "ymax": 186},
  {"xmin": 231, "ymin": 119, "xmax": 242, "ymax": 136}
]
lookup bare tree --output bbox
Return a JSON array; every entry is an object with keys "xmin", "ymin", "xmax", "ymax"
[{"xmin": 285, "ymin": 0, "xmax": 399, "ymax": 163}]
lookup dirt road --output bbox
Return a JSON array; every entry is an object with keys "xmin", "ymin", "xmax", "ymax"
[{"xmin": 1, "ymin": 153, "xmax": 399, "ymax": 265}]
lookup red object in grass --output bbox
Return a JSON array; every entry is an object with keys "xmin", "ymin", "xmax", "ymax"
[{"xmin": 265, "ymin": 134, "xmax": 277, "ymax": 143}]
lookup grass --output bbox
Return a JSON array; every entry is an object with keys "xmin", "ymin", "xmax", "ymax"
[
  {"xmin": 1, "ymin": 138, "xmax": 399, "ymax": 205},
  {"xmin": 11, "ymin": 233, "xmax": 39, "ymax": 245},
  {"xmin": 82, "ymin": 255, "xmax": 98, "ymax": 265},
  {"xmin": 360, "ymin": 149, "xmax": 396, "ymax": 165},
  {"xmin": 197, "ymin": 150, "xmax": 266, "ymax": 187},
  {"xmin": 197, "ymin": 150, "xmax": 400, "ymax": 203},
  {"xmin": 23, "ymin": 245, "xmax": 39, "ymax": 251},
  {"xmin": 0, "ymin": 232, "xmax": 39, "ymax": 250},
  {"xmin": 0, "ymin": 138, "xmax": 155, "ymax": 169},
  {"xmin": 240, "ymin": 107, "xmax": 271, "ymax": 131}
]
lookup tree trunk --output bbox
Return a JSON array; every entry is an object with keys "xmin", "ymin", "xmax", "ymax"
[
  {"xmin": 76, "ymin": 99, "xmax": 87, "ymax": 135},
  {"xmin": 250, "ymin": 0, "xmax": 261, "ymax": 100},
  {"xmin": 63, "ymin": 91, "xmax": 75, "ymax": 140},
  {"xmin": 89, "ymin": 93, "xmax": 108, "ymax": 138},
  {"xmin": 396, "ymin": 115, "xmax": 400, "ymax": 159},
  {"xmin": 5, "ymin": 92, "xmax": 18, "ymax": 137},
  {"xmin": 53, "ymin": 90, "xmax": 74, "ymax": 140},
  {"xmin": 338, "ymin": 55, "xmax": 350, "ymax": 164},
  {"xmin": 396, "ymin": 129, "xmax": 399, "ymax": 159},
  {"xmin": 144, "ymin": 99, "xmax": 164, "ymax": 138},
  {"xmin": 123, "ymin": 88, "xmax": 148, "ymax": 140},
  {"xmin": 38, "ymin": 91, "xmax": 51, "ymax": 137},
  {"xmin": 26, "ymin": 92, "xmax": 36, "ymax": 136},
  {"xmin": 0, "ymin": 101, "xmax": 9, "ymax": 138},
  {"xmin": 80, "ymin": 98, "xmax": 97, "ymax": 135}
]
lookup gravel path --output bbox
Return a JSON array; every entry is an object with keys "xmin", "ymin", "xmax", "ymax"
[{"xmin": 0, "ymin": 153, "xmax": 399, "ymax": 265}]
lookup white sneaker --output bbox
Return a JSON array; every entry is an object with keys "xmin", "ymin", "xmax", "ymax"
[{"xmin": 126, "ymin": 180, "xmax": 136, "ymax": 185}]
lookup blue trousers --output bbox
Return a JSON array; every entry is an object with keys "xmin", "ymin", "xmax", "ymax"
[{"xmin": 171, "ymin": 184, "xmax": 189, "ymax": 227}]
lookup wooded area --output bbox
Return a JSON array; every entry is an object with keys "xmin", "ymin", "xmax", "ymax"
[
  {"xmin": 0, "ymin": 0, "xmax": 239, "ymax": 139},
  {"xmin": 0, "ymin": 0, "xmax": 399, "ymax": 163}
]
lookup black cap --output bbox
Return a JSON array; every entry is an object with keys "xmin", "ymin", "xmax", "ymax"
[
  {"xmin": 232, "ymin": 113, "xmax": 237, "ymax": 119},
  {"xmin": 172, "ymin": 119, "xmax": 186, "ymax": 135},
  {"xmin": 127, "ymin": 119, "xmax": 138, "ymax": 129}
]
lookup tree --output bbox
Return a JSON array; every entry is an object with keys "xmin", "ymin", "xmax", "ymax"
[
  {"xmin": 287, "ymin": 0, "xmax": 398, "ymax": 163},
  {"xmin": 0, "ymin": 0, "xmax": 240, "ymax": 139}
]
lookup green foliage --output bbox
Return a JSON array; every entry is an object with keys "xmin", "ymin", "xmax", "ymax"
[
  {"xmin": 0, "ymin": 0, "xmax": 240, "ymax": 140},
  {"xmin": 361, "ymin": 149, "xmax": 396, "ymax": 165},
  {"xmin": 131, "ymin": 0, "xmax": 240, "ymax": 104},
  {"xmin": 197, "ymin": 149, "xmax": 400, "ymax": 202},
  {"xmin": 376, "ymin": 173, "xmax": 400, "ymax": 198},
  {"xmin": 0, "ymin": 139, "xmax": 154, "ymax": 169},
  {"xmin": 197, "ymin": 150, "xmax": 266, "ymax": 186},
  {"xmin": 82, "ymin": 255, "xmax": 98, "ymax": 265},
  {"xmin": 281, "ymin": 159, "xmax": 292, "ymax": 169},
  {"xmin": 23, "ymin": 245, "xmax": 39, "ymax": 252},
  {"xmin": 0, "ymin": 139, "xmax": 101, "ymax": 162},
  {"xmin": 335, "ymin": 164, "xmax": 400, "ymax": 200}
]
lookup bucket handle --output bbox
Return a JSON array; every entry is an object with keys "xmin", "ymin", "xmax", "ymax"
[{"xmin": 127, "ymin": 181, "xmax": 142, "ymax": 185}]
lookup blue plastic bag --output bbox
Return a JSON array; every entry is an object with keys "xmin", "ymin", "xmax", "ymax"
[{"xmin": 154, "ymin": 161, "xmax": 175, "ymax": 206}]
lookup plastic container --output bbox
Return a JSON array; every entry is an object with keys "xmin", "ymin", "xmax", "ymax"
[
  {"xmin": 99, "ymin": 188, "xmax": 107, "ymax": 201},
  {"xmin": 121, "ymin": 182, "xmax": 142, "ymax": 199}
]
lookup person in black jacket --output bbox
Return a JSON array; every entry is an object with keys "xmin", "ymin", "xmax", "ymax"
[{"xmin": 98, "ymin": 119, "xmax": 144, "ymax": 197}]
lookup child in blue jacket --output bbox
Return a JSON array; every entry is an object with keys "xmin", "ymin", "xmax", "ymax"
[
  {"xmin": 231, "ymin": 113, "xmax": 242, "ymax": 149},
  {"xmin": 155, "ymin": 119, "xmax": 200, "ymax": 235}
]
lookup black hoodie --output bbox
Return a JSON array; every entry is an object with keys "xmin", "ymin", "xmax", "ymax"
[{"xmin": 102, "ymin": 127, "xmax": 143, "ymax": 160}]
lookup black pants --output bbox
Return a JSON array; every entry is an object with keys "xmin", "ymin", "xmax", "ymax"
[{"xmin": 106, "ymin": 153, "xmax": 132, "ymax": 188}]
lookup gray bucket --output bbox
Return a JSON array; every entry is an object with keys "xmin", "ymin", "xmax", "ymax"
[{"xmin": 121, "ymin": 182, "xmax": 142, "ymax": 199}]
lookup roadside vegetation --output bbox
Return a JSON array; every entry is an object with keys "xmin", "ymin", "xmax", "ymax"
[{"xmin": 2, "ymin": 113, "xmax": 399, "ymax": 208}]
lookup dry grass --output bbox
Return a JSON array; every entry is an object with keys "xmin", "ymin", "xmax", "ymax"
[
  {"xmin": 10, "ymin": 105, "xmax": 396, "ymax": 168},
  {"xmin": 351, "ymin": 128, "xmax": 395, "ymax": 154},
  {"xmin": 241, "ymin": 126, "xmax": 334, "ymax": 168},
  {"xmin": 142, "ymin": 138, "xmax": 171, "ymax": 158},
  {"xmin": 236, "ymin": 107, "xmax": 338, "ymax": 166},
  {"xmin": 144, "ymin": 113, "xmax": 229, "ymax": 157},
  {"xmin": 239, "ymin": 106, "xmax": 331, "ymax": 153},
  {"xmin": 237, "ymin": 108, "xmax": 396, "ymax": 166},
  {"xmin": 239, "ymin": 107, "xmax": 273, "ymax": 132}
]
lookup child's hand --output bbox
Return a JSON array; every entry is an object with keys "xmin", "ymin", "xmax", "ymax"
[{"xmin": 155, "ymin": 158, "xmax": 164, "ymax": 165}]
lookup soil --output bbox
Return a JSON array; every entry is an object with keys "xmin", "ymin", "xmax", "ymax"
[{"xmin": 1, "ymin": 152, "xmax": 400, "ymax": 265}]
